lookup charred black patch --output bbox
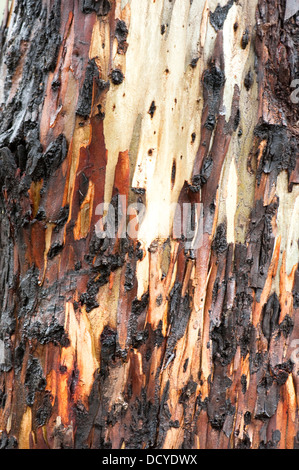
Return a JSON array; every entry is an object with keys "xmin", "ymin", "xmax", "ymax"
[
  {"xmin": 203, "ymin": 65, "xmax": 225, "ymax": 94},
  {"xmin": 0, "ymin": 388, "xmax": 6, "ymax": 409},
  {"xmin": 131, "ymin": 329, "xmax": 149, "ymax": 349},
  {"xmin": 131, "ymin": 292, "xmax": 149, "ymax": 317},
  {"xmin": 212, "ymin": 223, "xmax": 228, "ymax": 255},
  {"xmin": 244, "ymin": 70, "xmax": 254, "ymax": 91},
  {"xmin": 293, "ymin": 268, "xmax": 299, "ymax": 308},
  {"xmin": 28, "ymin": 133, "xmax": 68, "ymax": 182},
  {"xmin": 153, "ymin": 321, "xmax": 164, "ymax": 348},
  {"xmin": 179, "ymin": 380, "xmax": 197, "ymax": 405},
  {"xmin": 233, "ymin": 108, "xmax": 240, "ymax": 131},
  {"xmin": 80, "ymin": 230, "xmax": 137, "ymax": 312},
  {"xmin": 77, "ymin": 59, "xmax": 110, "ymax": 118},
  {"xmin": 163, "ymin": 283, "xmax": 192, "ymax": 366},
  {"xmin": 191, "ymin": 132, "xmax": 196, "ymax": 143},
  {"xmin": 209, "ymin": 202, "xmax": 216, "ymax": 214},
  {"xmin": 239, "ymin": 323, "xmax": 254, "ymax": 359},
  {"xmin": 115, "ymin": 20, "xmax": 128, "ymax": 54},
  {"xmin": 148, "ymin": 101, "xmax": 156, "ymax": 119},
  {"xmin": 25, "ymin": 356, "xmax": 46, "ymax": 406},
  {"xmin": 261, "ymin": 293, "xmax": 280, "ymax": 343},
  {"xmin": 44, "ymin": 134, "xmax": 68, "ymax": 176},
  {"xmin": 196, "ymin": 394, "xmax": 209, "ymax": 413},
  {"xmin": 23, "ymin": 316, "xmax": 69, "ymax": 346},
  {"xmin": 0, "ymin": 433, "xmax": 18, "ymax": 449},
  {"xmin": 125, "ymin": 388, "xmax": 159, "ymax": 449},
  {"xmin": 100, "ymin": 327, "xmax": 117, "ymax": 379},
  {"xmin": 47, "ymin": 241, "xmax": 64, "ymax": 260},
  {"xmin": 51, "ymin": 79, "xmax": 61, "ymax": 91},
  {"xmin": 156, "ymin": 294, "xmax": 163, "ymax": 307},
  {"xmin": 254, "ymin": 124, "xmax": 297, "ymax": 184},
  {"xmin": 241, "ymin": 374, "xmax": 247, "ymax": 394},
  {"xmin": 81, "ymin": 0, "xmax": 111, "ymax": 16},
  {"xmin": 247, "ymin": 199, "xmax": 277, "ymax": 298},
  {"xmin": 189, "ymin": 176, "xmax": 202, "ymax": 193},
  {"xmin": 211, "ymin": 322, "xmax": 237, "ymax": 367},
  {"xmin": 131, "ymin": 187, "xmax": 146, "ymax": 195},
  {"xmin": 43, "ymin": 1, "xmax": 62, "ymax": 72},
  {"xmin": 250, "ymin": 351, "xmax": 266, "ymax": 375},
  {"xmin": 97, "ymin": 104, "xmax": 105, "ymax": 120},
  {"xmin": 204, "ymin": 114, "xmax": 216, "ymax": 130},
  {"xmin": 190, "ymin": 156, "xmax": 213, "ymax": 192},
  {"xmin": 272, "ymin": 360, "xmax": 293, "ymax": 386},
  {"xmin": 212, "ymin": 277, "xmax": 220, "ymax": 303},
  {"xmin": 107, "ymin": 400, "xmax": 129, "ymax": 427},
  {"xmin": 183, "ymin": 358, "xmax": 189, "ymax": 373},
  {"xmin": 115, "ymin": 19, "xmax": 128, "ymax": 42},
  {"xmin": 171, "ymin": 159, "xmax": 176, "ymax": 188},
  {"xmin": 0, "ymin": 0, "xmax": 62, "ymax": 157},
  {"xmin": 80, "ymin": 284, "xmax": 100, "ymax": 312},
  {"xmin": 169, "ymin": 420, "xmax": 180, "ymax": 428},
  {"xmin": 35, "ymin": 392, "xmax": 53, "ymax": 427},
  {"xmin": 111, "ymin": 68, "xmax": 124, "ymax": 85},
  {"xmin": 208, "ymin": 399, "xmax": 235, "ymax": 431},
  {"xmin": 279, "ymin": 314, "xmax": 294, "ymax": 339},
  {"xmin": 190, "ymin": 57, "xmax": 199, "ymax": 68},
  {"xmin": 259, "ymin": 430, "xmax": 281, "ymax": 449},
  {"xmin": 35, "ymin": 208, "xmax": 46, "ymax": 221},
  {"xmin": 16, "ymin": 144, "xmax": 27, "ymax": 173},
  {"xmin": 14, "ymin": 343, "xmax": 25, "ymax": 373},
  {"xmin": 255, "ymin": 373, "xmax": 279, "ymax": 421},
  {"xmin": 124, "ymin": 263, "xmax": 135, "ymax": 291},
  {"xmin": 241, "ymin": 28, "xmax": 250, "ymax": 49},
  {"xmin": 207, "ymin": 371, "xmax": 234, "ymax": 431},
  {"xmin": 237, "ymin": 434, "xmax": 251, "ymax": 449},
  {"xmin": 80, "ymin": 397, "xmax": 99, "ymax": 446},
  {"xmin": 203, "ymin": 65, "xmax": 225, "ymax": 132},
  {"xmin": 54, "ymin": 205, "xmax": 69, "ymax": 231},
  {"xmin": 244, "ymin": 411, "xmax": 251, "ymax": 425},
  {"xmin": 210, "ymin": 0, "xmax": 235, "ymax": 31},
  {"xmin": 4, "ymin": 42, "xmax": 22, "ymax": 76},
  {"xmin": 133, "ymin": 241, "xmax": 144, "ymax": 261},
  {"xmin": 18, "ymin": 266, "xmax": 39, "ymax": 318},
  {"xmin": 74, "ymin": 400, "xmax": 91, "ymax": 448},
  {"xmin": 150, "ymin": 380, "xmax": 172, "ymax": 447},
  {"xmin": 75, "ymin": 261, "xmax": 82, "ymax": 271},
  {"xmin": 0, "ymin": 147, "xmax": 17, "ymax": 188},
  {"xmin": 70, "ymin": 367, "xmax": 80, "ymax": 398}
]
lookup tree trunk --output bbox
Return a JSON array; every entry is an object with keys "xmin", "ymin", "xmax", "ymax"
[{"xmin": 0, "ymin": 0, "xmax": 298, "ymax": 450}]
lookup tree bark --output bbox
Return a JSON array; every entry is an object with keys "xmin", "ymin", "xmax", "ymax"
[{"xmin": 0, "ymin": 0, "xmax": 298, "ymax": 449}]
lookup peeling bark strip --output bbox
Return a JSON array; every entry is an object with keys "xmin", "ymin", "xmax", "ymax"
[{"xmin": 0, "ymin": 0, "xmax": 298, "ymax": 450}]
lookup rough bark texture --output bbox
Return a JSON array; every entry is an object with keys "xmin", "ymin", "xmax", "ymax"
[{"xmin": 0, "ymin": 0, "xmax": 298, "ymax": 449}]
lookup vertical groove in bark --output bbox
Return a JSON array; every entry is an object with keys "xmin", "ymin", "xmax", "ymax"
[{"xmin": 0, "ymin": 0, "xmax": 298, "ymax": 449}]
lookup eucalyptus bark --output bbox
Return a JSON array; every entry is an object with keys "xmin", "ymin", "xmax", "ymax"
[{"xmin": 0, "ymin": 0, "xmax": 298, "ymax": 449}]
